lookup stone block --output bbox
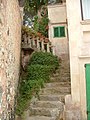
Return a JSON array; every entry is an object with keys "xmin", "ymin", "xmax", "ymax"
[
  {"xmin": 64, "ymin": 95, "xmax": 82, "ymax": 120},
  {"xmin": 64, "ymin": 110, "xmax": 81, "ymax": 120}
]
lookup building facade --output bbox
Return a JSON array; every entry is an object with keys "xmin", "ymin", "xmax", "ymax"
[
  {"xmin": 48, "ymin": 2, "xmax": 69, "ymax": 59},
  {"xmin": 65, "ymin": 0, "xmax": 90, "ymax": 119},
  {"xmin": 0, "ymin": 0, "xmax": 21, "ymax": 119},
  {"xmin": 48, "ymin": 0, "xmax": 90, "ymax": 119}
]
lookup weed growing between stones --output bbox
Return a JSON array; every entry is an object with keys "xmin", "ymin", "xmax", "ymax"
[{"xmin": 16, "ymin": 52, "xmax": 59, "ymax": 116}]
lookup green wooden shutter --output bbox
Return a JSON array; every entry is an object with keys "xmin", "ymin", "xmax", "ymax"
[
  {"xmin": 85, "ymin": 64, "xmax": 90, "ymax": 120},
  {"xmin": 54, "ymin": 26, "xmax": 65, "ymax": 37},
  {"xmin": 54, "ymin": 27, "xmax": 59, "ymax": 37},
  {"xmin": 60, "ymin": 26, "xmax": 65, "ymax": 37}
]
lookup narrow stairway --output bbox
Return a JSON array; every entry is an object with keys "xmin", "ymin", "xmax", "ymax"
[{"xmin": 25, "ymin": 59, "xmax": 71, "ymax": 120}]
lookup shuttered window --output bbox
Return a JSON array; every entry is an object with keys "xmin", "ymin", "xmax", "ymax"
[
  {"xmin": 54, "ymin": 26, "xmax": 65, "ymax": 38},
  {"xmin": 81, "ymin": 0, "xmax": 90, "ymax": 20}
]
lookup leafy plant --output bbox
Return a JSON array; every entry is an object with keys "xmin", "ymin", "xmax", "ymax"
[
  {"xmin": 22, "ymin": 26, "xmax": 37, "ymax": 36},
  {"xmin": 27, "ymin": 64, "xmax": 55, "ymax": 82},
  {"xmin": 33, "ymin": 7, "xmax": 49, "ymax": 37},
  {"xmin": 24, "ymin": 0, "xmax": 48, "ymax": 15},
  {"xmin": 29, "ymin": 52, "xmax": 59, "ymax": 68}
]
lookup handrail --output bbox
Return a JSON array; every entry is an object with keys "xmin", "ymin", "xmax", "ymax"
[{"xmin": 22, "ymin": 34, "xmax": 53, "ymax": 53}]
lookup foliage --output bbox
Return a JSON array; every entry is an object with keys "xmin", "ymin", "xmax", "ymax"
[
  {"xmin": 33, "ymin": 17, "xmax": 49, "ymax": 37},
  {"xmin": 22, "ymin": 25, "xmax": 37, "ymax": 37},
  {"xmin": 29, "ymin": 52, "xmax": 59, "ymax": 68},
  {"xmin": 24, "ymin": 0, "xmax": 48, "ymax": 15},
  {"xmin": 16, "ymin": 79, "xmax": 44, "ymax": 115},
  {"xmin": 22, "ymin": 16, "xmax": 49, "ymax": 38},
  {"xmin": 16, "ymin": 52, "xmax": 59, "ymax": 116},
  {"xmin": 27, "ymin": 65, "xmax": 55, "ymax": 82},
  {"xmin": 33, "ymin": 15, "xmax": 39, "ymax": 32},
  {"xmin": 33, "ymin": 6, "xmax": 49, "ymax": 37},
  {"xmin": 34, "ymin": 16, "xmax": 49, "ymax": 37},
  {"xmin": 23, "ymin": 0, "xmax": 49, "ymax": 37}
]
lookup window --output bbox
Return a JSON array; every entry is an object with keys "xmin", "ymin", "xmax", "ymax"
[
  {"xmin": 54, "ymin": 26, "xmax": 65, "ymax": 37},
  {"xmin": 81, "ymin": 0, "xmax": 90, "ymax": 20}
]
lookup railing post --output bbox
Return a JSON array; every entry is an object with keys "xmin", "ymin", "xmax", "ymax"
[
  {"xmin": 28, "ymin": 36, "xmax": 31, "ymax": 48},
  {"xmin": 22, "ymin": 33, "xmax": 53, "ymax": 53},
  {"xmin": 47, "ymin": 43, "xmax": 50, "ymax": 52},
  {"xmin": 32, "ymin": 37, "xmax": 35, "ymax": 48},
  {"xmin": 52, "ymin": 46, "xmax": 56, "ymax": 55},
  {"xmin": 24, "ymin": 34, "xmax": 27, "ymax": 45},
  {"xmin": 31, "ymin": 38, "xmax": 33, "ymax": 48},
  {"xmin": 37, "ymin": 37, "xmax": 40, "ymax": 51},
  {"xmin": 41, "ymin": 41, "xmax": 44, "ymax": 51}
]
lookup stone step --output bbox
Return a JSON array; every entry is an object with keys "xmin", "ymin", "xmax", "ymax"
[
  {"xmin": 45, "ymin": 82, "xmax": 71, "ymax": 88},
  {"xmin": 51, "ymin": 76, "xmax": 70, "ymax": 79},
  {"xmin": 50, "ymin": 76, "xmax": 70, "ymax": 82},
  {"xmin": 39, "ymin": 95, "xmax": 65, "ymax": 103},
  {"xmin": 40, "ymin": 87, "xmax": 71, "ymax": 95},
  {"xmin": 52, "ymin": 73, "xmax": 70, "ymax": 78},
  {"xmin": 59, "ymin": 67, "xmax": 70, "ymax": 71},
  {"xmin": 22, "ymin": 60, "xmax": 71, "ymax": 120},
  {"xmin": 60, "ymin": 66, "xmax": 70, "ymax": 69},
  {"xmin": 32, "ymin": 101, "xmax": 64, "ymax": 109},
  {"xmin": 27, "ymin": 116, "xmax": 55, "ymax": 120},
  {"xmin": 60, "ymin": 61, "xmax": 70, "ymax": 65},
  {"xmin": 29, "ymin": 107, "xmax": 62, "ymax": 117}
]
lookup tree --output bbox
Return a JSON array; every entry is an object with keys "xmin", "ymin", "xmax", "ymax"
[
  {"xmin": 23, "ymin": 0, "xmax": 49, "ymax": 37},
  {"xmin": 24, "ymin": 0, "xmax": 48, "ymax": 15}
]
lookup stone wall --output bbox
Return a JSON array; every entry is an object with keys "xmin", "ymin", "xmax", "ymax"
[{"xmin": 0, "ymin": 0, "xmax": 21, "ymax": 119}]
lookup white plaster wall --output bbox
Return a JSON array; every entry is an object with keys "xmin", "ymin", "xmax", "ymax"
[
  {"xmin": 48, "ymin": 4, "xmax": 67, "ymax": 23},
  {"xmin": 79, "ymin": 57, "xmax": 90, "ymax": 120},
  {"xmin": 66, "ymin": 0, "xmax": 82, "ymax": 103},
  {"xmin": 49, "ymin": 23, "xmax": 68, "ymax": 58},
  {"xmin": 66, "ymin": 0, "xmax": 90, "ymax": 119},
  {"xmin": 48, "ymin": 4, "xmax": 69, "ymax": 58}
]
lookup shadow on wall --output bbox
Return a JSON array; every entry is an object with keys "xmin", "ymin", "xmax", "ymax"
[
  {"xmin": 21, "ymin": 49, "xmax": 34, "ymax": 70},
  {"xmin": 0, "ymin": 86, "xmax": 3, "ymax": 103},
  {"xmin": 18, "ymin": 0, "xmax": 25, "ymax": 7},
  {"xmin": 48, "ymin": 0, "xmax": 66, "ymax": 5}
]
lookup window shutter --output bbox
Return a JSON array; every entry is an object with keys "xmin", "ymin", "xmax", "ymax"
[
  {"xmin": 53, "ymin": 26, "xmax": 65, "ymax": 37},
  {"xmin": 60, "ymin": 27, "xmax": 65, "ymax": 37},
  {"xmin": 54, "ymin": 27, "xmax": 59, "ymax": 37}
]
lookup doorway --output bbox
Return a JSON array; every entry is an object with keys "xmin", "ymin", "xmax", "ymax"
[{"xmin": 85, "ymin": 64, "xmax": 90, "ymax": 120}]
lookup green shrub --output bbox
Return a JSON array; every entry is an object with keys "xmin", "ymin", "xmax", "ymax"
[
  {"xmin": 16, "ymin": 97, "xmax": 28, "ymax": 116},
  {"xmin": 27, "ymin": 64, "xmax": 55, "ymax": 82},
  {"xmin": 16, "ymin": 52, "xmax": 59, "ymax": 116},
  {"xmin": 16, "ymin": 79, "xmax": 44, "ymax": 115},
  {"xmin": 29, "ymin": 51, "xmax": 59, "ymax": 68}
]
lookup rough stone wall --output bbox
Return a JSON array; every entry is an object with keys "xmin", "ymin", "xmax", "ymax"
[{"xmin": 0, "ymin": 0, "xmax": 21, "ymax": 119}]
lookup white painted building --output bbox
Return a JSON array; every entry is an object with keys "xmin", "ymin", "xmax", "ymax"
[
  {"xmin": 48, "ymin": 0, "xmax": 90, "ymax": 119},
  {"xmin": 48, "ymin": 2, "xmax": 69, "ymax": 59},
  {"xmin": 66, "ymin": 0, "xmax": 90, "ymax": 119}
]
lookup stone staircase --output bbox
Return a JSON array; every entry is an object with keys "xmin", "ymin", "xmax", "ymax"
[{"xmin": 24, "ymin": 59, "xmax": 71, "ymax": 120}]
